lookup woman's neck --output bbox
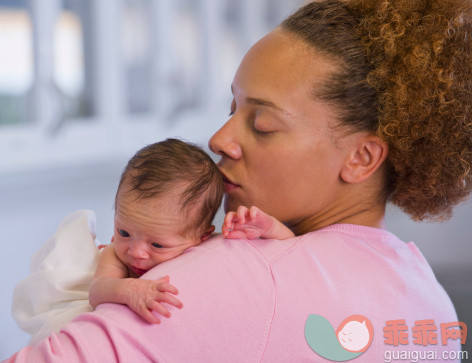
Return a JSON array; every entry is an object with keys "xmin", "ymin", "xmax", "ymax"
[{"xmin": 290, "ymin": 201, "xmax": 387, "ymax": 236}]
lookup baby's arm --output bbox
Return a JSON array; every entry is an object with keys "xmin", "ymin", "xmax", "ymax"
[
  {"xmin": 89, "ymin": 245, "xmax": 183, "ymax": 324},
  {"xmin": 223, "ymin": 206, "xmax": 295, "ymax": 240}
]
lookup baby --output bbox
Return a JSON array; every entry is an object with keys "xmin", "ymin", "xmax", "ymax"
[
  {"xmin": 89, "ymin": 138, "xmax": 295, "ymax": 325},
  {"xmin": 13, "ymin": 138, "xmax": 294, "ymax": 341},
  {"xmin": 88, "ymin": 138, "xmax": 224, "ymax": 324}
]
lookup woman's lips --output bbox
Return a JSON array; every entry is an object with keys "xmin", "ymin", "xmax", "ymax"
[
  {"xmin": 221, "ymin": 173, "xmax": 240, "ymax": 193},
  {"xmin": 224, "ymin": 181, "xmax": 239, "ymax": 193}
]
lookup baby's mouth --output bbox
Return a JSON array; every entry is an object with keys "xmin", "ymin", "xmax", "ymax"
[{"xmin": 129, "ymin": 265, "xmax": 148, "ymax": 276}]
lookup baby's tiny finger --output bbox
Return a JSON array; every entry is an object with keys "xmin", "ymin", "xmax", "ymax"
[
  {"xmin": 228, "ymin": 216, "xmax": 237, "ymax": 229},
  {"xmin": 225, "ymin": 212, "xmax": 236, "ymax": 223},
  {"xmin": 224, "ymin": 211, "xmax": 234, "ymax": 220},
  {"xmin": 155, "ymin": 276, "xmax": 170, "ymax": 284},
  {"xmin": 149, "ymin": 301, "xmax": 171, "ymax": 318},
  {"xmin": 225, "ymin": 220, "xmax": 235, "ymax": 234},
  {"xmin": 155, "ymin": 282, "xmax": 179, "ymax": 295},
  {"xmin": 223, "ymin": 214, "xmax": 231, "ymax": 226},
  {"xmin": 142, "ymin": 308, "xmax": 161, "ymax": 324},
  {"xmin": 223, "ymin": 225, "xmax": 233, "ymax": 237},
  {"xmin": 249, "ymin": 206, "xmax": 259, "ymax": 220},
  {"xmin": 237, "ymin": 206, "xmax": 247, "ymax": 224},
  {"xmin": 157, "ymin": 293, "xmax": 184, "ymax": 309}
]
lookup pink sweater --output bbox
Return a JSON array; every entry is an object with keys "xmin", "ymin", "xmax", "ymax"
[{"xmin": 7, "ymin": 224, "xmax": 461, "ymax": 362}]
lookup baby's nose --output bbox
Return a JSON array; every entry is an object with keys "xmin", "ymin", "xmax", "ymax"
[{"xmin": 128, "ymin": 243, "xmax": 149, "ymax": 259}]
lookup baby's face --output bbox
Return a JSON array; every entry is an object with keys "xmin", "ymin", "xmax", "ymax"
[{"xmin": 113, "ymin": 190, "xmax": 201, "ymax": 277}]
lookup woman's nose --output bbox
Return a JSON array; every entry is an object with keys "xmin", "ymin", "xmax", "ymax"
[
  {"xmin": 128, "ymin": 241, "xmax": 149, "ymax": 259},
  {"xmin": 208, "ymin": 118, "xmax": 242, "ymax": 160}
]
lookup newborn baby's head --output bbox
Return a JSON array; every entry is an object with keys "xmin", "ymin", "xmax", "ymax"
[{"xmin": 113, "ymin": 139, "xmax": 224, "ymax": 277}]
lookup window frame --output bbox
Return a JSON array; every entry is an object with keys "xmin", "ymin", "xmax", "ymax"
[{"xmin": 0, "ymin": 0, "xmax": 300, "ymax": 174}]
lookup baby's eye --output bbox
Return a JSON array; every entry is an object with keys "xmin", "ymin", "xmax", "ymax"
[
  {"xmin": 151, "ymin": 243, "xmax": 163, "ymax": 249},
  {"xmin": 118, "ymin": 229, "xmax": 130, "ymax": 237}
]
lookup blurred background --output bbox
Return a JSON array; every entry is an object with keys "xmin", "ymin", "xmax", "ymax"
[{"xmin": 0, "ymin": 0, "xmax": 470, "ymax": 359}]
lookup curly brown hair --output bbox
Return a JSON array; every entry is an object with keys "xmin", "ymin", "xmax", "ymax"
[{"xmin": 282, "ymin": 0, "xmax": 472, "ymax": 221}]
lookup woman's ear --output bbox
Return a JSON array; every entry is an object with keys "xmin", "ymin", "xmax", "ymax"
[
  {"xmin": 340, "ymin": 135, "xmax": 389, "ymax": 184},
  {"xmin": 200, "ymin": 225, "xmax": 216, "ymax": 242}
]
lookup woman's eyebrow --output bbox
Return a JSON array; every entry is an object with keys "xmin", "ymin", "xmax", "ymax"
[
  {"xmin": 246, "ymin": 97, "xmax": 287, "ymax": 114},
  {"xmin": 231, "ymin": 84, "xmax": 295, "ymax": 119}
]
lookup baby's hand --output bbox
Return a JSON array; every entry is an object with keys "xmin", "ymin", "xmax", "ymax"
[
  {"xmin": 124, "ymin": 275, "xmax": 183, "ymax": 324},
  {"xmin": 223, "ymin": 206, "xmax": 275, "ymax": 239}
]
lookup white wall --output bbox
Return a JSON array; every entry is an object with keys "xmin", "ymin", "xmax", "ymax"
[{"xmin": 0, "ymin": 161, "xmax": 123, "ymax": 358}]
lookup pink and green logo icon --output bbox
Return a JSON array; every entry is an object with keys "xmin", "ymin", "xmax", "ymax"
[{"xmin": 305, "ymin": 314, "xmax": 374, "ymax": 361}]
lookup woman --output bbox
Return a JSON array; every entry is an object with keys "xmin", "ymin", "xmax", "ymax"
[{"xmin": 7, "ymin": 0, "xmax": 471, "ymax": 361}]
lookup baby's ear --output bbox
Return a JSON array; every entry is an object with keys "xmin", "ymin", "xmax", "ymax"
[{"xmin": 200, "ymin": 225, "xmax": 216, "ymax": 242}]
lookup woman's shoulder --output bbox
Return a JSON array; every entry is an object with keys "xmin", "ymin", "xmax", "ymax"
[
  {"xmin": 144, "ymin": 233, "xmax": 276, "ymax": 280},
  {"xmin": 303, "ymin": 223, "xmax": 407, "ymax": 252}
]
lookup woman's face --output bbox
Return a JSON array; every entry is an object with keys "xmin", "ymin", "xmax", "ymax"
[{"xmin": 209, "ymin": 29, "xmax": 351, "ymax": 229}]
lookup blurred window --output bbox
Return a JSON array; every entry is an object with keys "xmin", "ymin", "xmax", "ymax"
[
  {"xmin": 122, "ymin": 0, "xmax": 152, "ymax": 114},
  {"xmin": 121, "ymin": 0, "xmax": 203, "ymax": 118},
  {"xmin": 0, "ymin": 0, "xmax": 301, "ymax": 173},
  {"xmin": 55, "ymin": 0, "xmax": 94, "ymax": 120},
  {"xmin": 0, "ymin": 0, "xmax": 33, "ymax": 126}
]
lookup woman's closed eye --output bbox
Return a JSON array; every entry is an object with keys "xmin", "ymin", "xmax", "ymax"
[
  {"xmin": 252, "ymin": 126, "xmax": 275, "ymax": 136},
  {"xmin": 228, "ymin": 98, "xmax": 275, "ymax": 136},
  {"xmin": 118, "ymin": 229, "xmax": 130, "ymax": 237},
  {"xmin": 252, "ymin": 116, "xmax": 276, "ymax": 136}
]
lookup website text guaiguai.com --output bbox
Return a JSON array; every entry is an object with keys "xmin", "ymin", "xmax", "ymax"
[{"xmin": 384, "ymin": 349, "xmax": 468, "ymax": 362}]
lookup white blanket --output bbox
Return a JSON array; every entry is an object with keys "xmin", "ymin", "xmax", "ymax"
[{"xmin": 12, "ymin": 210, "xmax": 101, "ymax": 345}]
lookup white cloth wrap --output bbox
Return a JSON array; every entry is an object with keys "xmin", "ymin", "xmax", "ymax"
[{"xmin": 12, "ymin": 210, "xmax": 100, "ymax": 345}]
